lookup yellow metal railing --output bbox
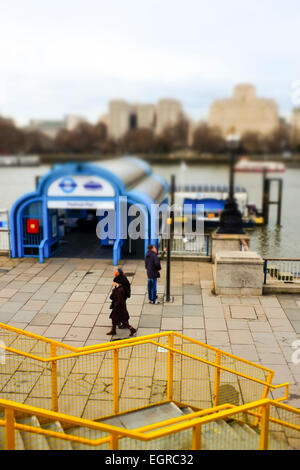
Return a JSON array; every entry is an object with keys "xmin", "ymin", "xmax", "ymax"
[
  {"xmin": 0, "ymin": 397, "xmax": 299, "ymax": 450},
  {"xmin": 0, "ymin": 321, "xmax": 299, "ymax": 449},
  {"xmin": 0, "ymin": 323, "xmax": 290, "ymax": 420}
]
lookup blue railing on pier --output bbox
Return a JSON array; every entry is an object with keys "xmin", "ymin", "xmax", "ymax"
[
  {"xmin": 263, "ymin": 258, "xmax": 300, "ymax": 284},
  {"xmin": 159, "ymin": 233, "xmax": 211, "ymax": 258}
]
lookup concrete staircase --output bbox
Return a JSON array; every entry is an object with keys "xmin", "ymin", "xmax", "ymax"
[{"xmin": 0, "ymin": 402, "xmax": 294, "ymax": 450}]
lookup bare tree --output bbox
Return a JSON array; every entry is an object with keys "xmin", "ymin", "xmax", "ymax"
[{"xmin": 193, "ymin": 124, "xmax": 225, "ymax": 153}]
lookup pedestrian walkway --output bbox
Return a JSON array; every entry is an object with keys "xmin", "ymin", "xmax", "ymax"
[{"xmin": 0, "ymin": 256, "xmax": 299, "ymax": 408}]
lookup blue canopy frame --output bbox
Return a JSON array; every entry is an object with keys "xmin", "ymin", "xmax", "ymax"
[{"xmin": 10, "ymin": 159, "xmax": 168, "ymax": 265}]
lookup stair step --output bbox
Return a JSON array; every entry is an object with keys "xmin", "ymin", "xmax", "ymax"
[
  {"xmin": 42, "ymin": 421, "xmax": 73, "ymax": 450},
  {"xmin": 202, "ymin": 420, "xmax": 241, "ymax": 450},
  {"xmin": 180, "ymin": 407, "xmax": 194, "ymax": 415},
  {"xmin": 67, "ymin": 402, "xmax": 189, "ymax": 451},
  {"xmin": 230, "ymin": 422, "xmax": 259, "ymax": 448},
  {"xmin": 268, "ymin": 431, "xmax": 291, "ymax": 450},
  {"xmin": 65, "ymin": 427, "xmax": 110, "ymax": 450},
  {"xmin": 66, "ymin": 427, "xmax": 111, "ymax": 450},
  {"xmin": 18, "ymin": 416, "xmax": 50, "ymax": 450},
  {"xmin": 118, "ymin": 429, "xmax": 193, "ymax": 451},
  {"xmin": 201, "ymin": 421, "xmax": 229, "ymax": 450},
  {"xmin": 101, "ymin": 402, "xmax": 185, "ymax": 430}
]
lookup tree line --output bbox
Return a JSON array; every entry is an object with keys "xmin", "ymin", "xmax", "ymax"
[{"xmin": 0, "ymin": 115, "xmax": 297, "ymax": 156}]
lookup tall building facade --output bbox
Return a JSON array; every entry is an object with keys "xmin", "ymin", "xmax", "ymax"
[
  {"xmin": 208, "ymin": 84, "xmax": 279, "ymax": 137},
  {"xmin": 26, "ymin": 115, "xmax": 87, "ymax": 138},
  {"xmin": 106, "ymin": 99, "xmax": 183, "ymax": 139},
  {"xmin": 291, "ymin": 108, "xmax": 300, "ymax": 145}
]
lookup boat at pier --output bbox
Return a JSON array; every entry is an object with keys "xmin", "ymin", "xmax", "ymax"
[
  {"xmin": 234, "ymin": 157, "xmax": 285, "ymax": 173},
  {"xmin": 0, "ymin": 155, "xmax": 40, "ymax": 167},
  {"xmin": 174, "ymin": 184, "xmax": 263, "ymax": 228}
]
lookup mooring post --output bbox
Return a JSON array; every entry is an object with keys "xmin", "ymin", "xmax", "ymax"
[
  {"xmin": 262, "ymin": 169, "xmax": 270, "ymax": 225},
  {"xmin": 277, "ymin": 179, "xmax": 283, "ymax": 226}
]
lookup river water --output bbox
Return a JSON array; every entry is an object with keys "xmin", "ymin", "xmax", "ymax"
[{"xmin": 0, "ymin": 163, "xmax": 299, "ymax": 258}]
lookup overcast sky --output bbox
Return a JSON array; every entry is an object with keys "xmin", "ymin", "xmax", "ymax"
[{"xmin": 0, "ymin": 0, "xmax": 299, "ymax": 125}]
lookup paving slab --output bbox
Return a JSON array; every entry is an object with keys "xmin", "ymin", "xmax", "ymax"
[
  {"xmin": 230, "ymin": 305, "xmax": 257, "ymax": 319},
  {"xmin": 139, "ymin": 315, "xmax": 162, "ymax": 328},
  {"xmin": 228, "ymin": 329, "xmax": 254, "ymax": 345},
  {"xmin": 0, "ymin": 302, "xmax": 25, "ymax": 314},
  {"xmin": 141, "ymin": 304, "xmax": 163, "ymax": 315},
  {"xmin": 206, "ymin": 331, "xmax": 230, "ymax": 346},
  {"xmin": 263, "ymin": 307, "xmax": 287, "ymax": 319},
  {"xmin": 183, "ymin": 305, "xmax": 203, "ymax": 316},
  {"xmin": 268, "ymin": 318, "xmax": 295, "ymax": 332},
  {"xmin": 10, "ymin": 310, "xmax": 37, "ymax": 323},
  {"xmin": 183, "ymin": 316, "xmax": 204, "ymax": 329},
  {"xmin": 259, "ymin": 297, "xmax": 281, "ymax": 308},
  {"xmin": 203, "ymin": 306, "xmax": 224, "ymax": 318},
  {"xmin": 30, "ymin": 313, "xmax": 56, "ymax": 326},
  {"xmin": 284, "ymin": 309, "xmax": 300, "ymax": 322},
  {"xmin": 231, "ymin": 345, "xmax": 259, "ymax": 362},
  {"xmin": 53, "ymin": 312, "xmax": 79, "ymax": 325},
  {"xmin": 226, "ymin": 319, "xmax": 249, "ymax": 330},
  {"xmin": 44, "ymin": 324, "xmax": 71, "ymax": 339},
  {"xmin": 64, "ymin": 327, "xmax": 92, "ymax": 342},
  {"xmin": 248, "ymin": 321, "xmax": 272, "ymax": 332},
  {"xmin": 291, "ymin": 321, "xmax": 300, "ymax": 334},
  {"xmin": 1, "ymin": 256, "xmax": 300, "ymax": 410},
  {"xmin": 205, "ymin": 318, "xmax": 227, "ymax": 331},
  {"xmin": 73, "ymin": 315, "xmax": 98, "ymax": 328}
]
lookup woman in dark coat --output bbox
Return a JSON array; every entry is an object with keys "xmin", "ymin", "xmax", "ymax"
[{"xmin": 107, "ymin": 269, "xmax": 136, "ymax": 336}]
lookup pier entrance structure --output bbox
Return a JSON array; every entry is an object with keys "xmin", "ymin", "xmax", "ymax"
[{"xmin": 10, "ymin": 157, "xmax": 168, "ymax": 265}]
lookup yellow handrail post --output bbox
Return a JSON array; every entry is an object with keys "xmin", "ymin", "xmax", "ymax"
[
  {"xmin": 113, "ymin": 349, "xmax": 119, "ymax": 415},
  {"xmin": 213, "ymin": 351, "xmax": 221, "ymax": 407},
  {"xmin": 167, "ymin": 332, "xmax": 174, "ymax": 401},
  {"xmin": 50, "ymin": 344, "xmax": 58, "ymax": 412},
  {"xmin": 110, "ymin": 433, "xmax": 119, "ymax": 450},
  {"xmin": 259, "ymin": 402, "xmax": 270, "ymax": 450},
  {"xmin": 5, "ymin": 408, "xmax": 15, "ymax": 450},
  {"xmin": 255, "ymin": 371, "xmax": 273, "ymax": 427},
  {"xmin": 192, "ymin": 424, "xmax": 201, "ymax": 450}
]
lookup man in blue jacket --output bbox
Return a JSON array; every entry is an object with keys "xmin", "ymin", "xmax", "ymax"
[{"xmin": 145, "ymin": 244, "xmax": 161, "ymax": 304}]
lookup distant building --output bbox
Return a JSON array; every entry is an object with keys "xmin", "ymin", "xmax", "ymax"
[
  {"xmin": 291, "ymin": 108, "xmax": 300, "ymax": 144},
  {"xmin": 26, "ymin": 115, "xmax": 87, "ymax": 139},
  {"xmin": 155, "ymin": 99, "xmax": 182, "ymax": 135},
  {"xmin": 208, "ymin": 84, "xmax": 279, "ymax": 137},
  {"xmin": 106, "ymin": 99, "xmax": 183, "ymax": 139}
]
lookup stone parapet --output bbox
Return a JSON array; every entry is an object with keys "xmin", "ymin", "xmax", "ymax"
[
  {"xmin": 213, "ymin": 251, "xmax": 264, "ymax": 296},
  {"xmin": 211, "ymin": 232, "xmax": 250, "ymax": 262}
]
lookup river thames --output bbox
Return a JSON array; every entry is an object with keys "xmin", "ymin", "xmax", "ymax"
[{"xmin": 0, "ymin": 162, "xmax": 299, "ymax": 258}]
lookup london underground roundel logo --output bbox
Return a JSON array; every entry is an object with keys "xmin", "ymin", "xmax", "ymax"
[{"xmin": 59, "ymin": 177, "xmax": 77, "ymax": 194}]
